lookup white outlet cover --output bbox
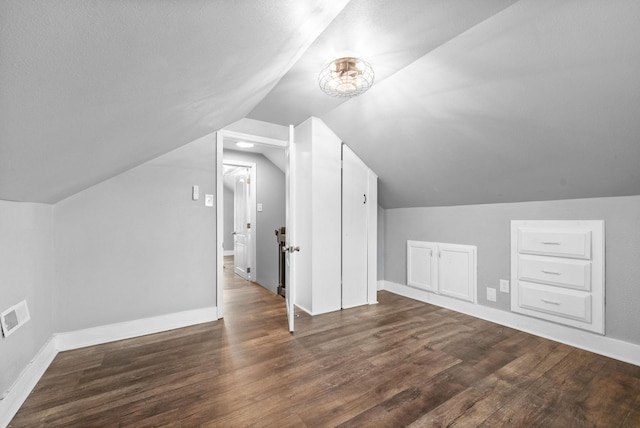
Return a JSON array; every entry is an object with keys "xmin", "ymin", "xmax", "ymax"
[
  {"xmin": 487, "ymin": 287, "xmax": 497, "ymax": 302},
  {"xmin": 192, "ymin": 185, "xmax": 199, "ymax": 200},
  {"xmin": 205, "ymin": 194, "xmax": 214, "ymax": 207},
  {"xmin": 500, "ymin": 279, "xmax": 510, "ymax": 293}
]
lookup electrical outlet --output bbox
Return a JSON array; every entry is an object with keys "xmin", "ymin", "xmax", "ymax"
[
  {"xmin": 487, "ymin": 287, "xmax": 497, "ymax": 302},
  {"xmin": 500, "ymin": 279, "xmax": 510, "ymax": 293},
  {"xmin": 192, "ymin": 185, "xmax": 199, "ymax": 200}
]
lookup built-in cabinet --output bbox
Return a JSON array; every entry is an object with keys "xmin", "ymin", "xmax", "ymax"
[
  {"xmin": 407, "ymin": 241, "xmax": 477, "ymax": 303},
  {"xmin": 510, "ymin": 220, "xmax": 605, "ymax": 334},
  {"xmin": 293, "ymin": 117, "xmax": 377, "ymax": 315}
]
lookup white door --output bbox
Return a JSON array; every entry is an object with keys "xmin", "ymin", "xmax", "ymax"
[
  {"xmin": 233, "ymin": 170, "xmax": 251, "ymax": 280},
  {"xmin": 407, "ymin": 240, "xmax": 438, "ymax": 292},
  {"xmin": 342, "ymin": 144, "xmax": 369, "ymax": 309},
  {"xmin": 439, "ymin": 243, "xmax": 476, "ymax": 303},
  {"xmin": 285, "ymin": 125, "xmax": 297, "ymax": 332}
]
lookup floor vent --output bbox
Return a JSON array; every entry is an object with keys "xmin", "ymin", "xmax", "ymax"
[{"xmin": 1, "ymin": 300, "xmax": 30, "ymax": 338}]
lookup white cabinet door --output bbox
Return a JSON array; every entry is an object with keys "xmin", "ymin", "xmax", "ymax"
[
  {"xmin": 407, "ymin": 241, "xmax": 438, "ymax": 292},
  {"xmin": 342, "ymin": 144, "xmax": 369, "ymax": 309},
  {"xmin": 438, "ymin": 243, "xmax": 476, "ymax": 303}
]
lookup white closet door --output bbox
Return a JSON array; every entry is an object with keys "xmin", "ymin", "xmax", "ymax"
[{"xmin": 342, "ymin": 144, "xmax": 369, "ymax": 309}]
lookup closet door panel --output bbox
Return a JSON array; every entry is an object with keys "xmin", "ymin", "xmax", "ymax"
[{"xmin": 342, "ymin": 145, "xmax": 369, "ymax": 309}]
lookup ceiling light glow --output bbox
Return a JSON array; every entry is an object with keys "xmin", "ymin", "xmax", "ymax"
[
  {"xmin": 236, "ymin": 142, "xmax": 254, "ymax": 148},
  {"xmin": 318, "ymin": 57, "xmax": 374, "ymax": 98}
]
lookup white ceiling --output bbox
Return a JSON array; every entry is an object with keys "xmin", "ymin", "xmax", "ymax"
[{"xmin": 1, "ymin": 0, "xmax": 639, "ymax": 208}]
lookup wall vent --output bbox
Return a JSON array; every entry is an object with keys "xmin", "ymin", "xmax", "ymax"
[{"xmin": 1, "ymin": 300, "xmax": 30, "ymax": 338}]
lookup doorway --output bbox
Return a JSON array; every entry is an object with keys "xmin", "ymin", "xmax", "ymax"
[
  {"xmin": 216, "ymin": 128, "xmax": 296, "ymax": 331},
  {"xmin": 222, "ymin": 161, "xmax": 257, "ymax": 282}
]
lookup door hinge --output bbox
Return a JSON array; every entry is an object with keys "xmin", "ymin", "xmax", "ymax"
[
  {"xmin": 247, "ymin": 267, "xmax": 251, "ymax": 273},
  {"xmin": 247, "ymin": 223, "xmax": 251, "ymax": 229}
]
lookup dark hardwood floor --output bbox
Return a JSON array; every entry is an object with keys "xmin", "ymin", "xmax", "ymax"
[{"xmin": 9, "ymin": 257, "xmax": 640, "ymax": 426}]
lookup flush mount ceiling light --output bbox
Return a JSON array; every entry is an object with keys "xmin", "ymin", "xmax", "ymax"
[
  {"xmin": 318, "ymin": 57, "xmax": 374, "ymax": 98},
  {"xmin": 236, "ymin": 142, "xmax": 254, "ymax": 148}
]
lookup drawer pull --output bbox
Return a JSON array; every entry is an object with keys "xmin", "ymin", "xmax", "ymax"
[
  {"xmin": 541, "ymin": 298, "xmax": 561, "ymax": 305},
  {"xmin": 541, "ymin": 241, "xmax": 561, "ymax": 245},
  {"xmin": 541, "ymin": 269, "xmax": 561, "ymax": 275}
]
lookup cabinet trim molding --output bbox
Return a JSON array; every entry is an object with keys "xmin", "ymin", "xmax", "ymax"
[{"xmin": 511, "ymin": 220, "xmax": 605, "ymax": 335}]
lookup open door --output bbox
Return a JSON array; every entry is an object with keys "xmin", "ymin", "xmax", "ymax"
[{"xmin": 285, "ymin": 125, "xmax": 297, "ymax": 333}]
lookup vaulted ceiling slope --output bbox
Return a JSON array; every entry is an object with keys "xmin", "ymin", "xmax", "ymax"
[
  {"xmin": 321, "ymin": 0, "xmax": 640, "ymax": 208},
  {"xmin": 0, "ymin": 0, "xmax": 349, "ymax": 203},
  {"xmin": 2, "ymin": 1, "xmax": 639, "ymax": 208}
]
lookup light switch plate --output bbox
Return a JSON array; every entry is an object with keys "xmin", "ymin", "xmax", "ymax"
[
  {"xmin": 487, "ymin": 287, "xmax": 497, "ymax": 302},
  {"xmin": 257, "ymin": 203, "xmax": 263, "ymax": 212},
  {"xmin": 205, "ymin": 194, "xmax": 214, "ymax": 207},
  {"xmin": 500, "ymin": 279, "xmax": 510, "ymax": 293}
]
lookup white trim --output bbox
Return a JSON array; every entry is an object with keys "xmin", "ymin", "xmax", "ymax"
[
  {"xmin": 55, "ymin": 306, "xmax": 217, "ymax": 351},
  {"xmin": 0, "ymin": 338, "xmax": 57, "ymax": 428},
  {"xmin": 216, "ymin": 131, "xmax": 224, "ymax": 320},
  {"xmin": 223, "ymin": 250, "xmax": 234, "ymax": 256},
  {"xmin": 377, "ymin": 280, "xmax": 385, "ymax": 291},
  {"xmin": 381, "ymin": 280, "xmax": 640, "ymax": 367}
]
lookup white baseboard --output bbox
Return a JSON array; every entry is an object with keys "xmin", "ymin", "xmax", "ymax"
[
  {"xmin": 223, "ymin": 250, "xmax": 234, "ymax": 256},
  {"xmin": 377, "ymin": 280, "xmax": 384, "ymax": 291},
  {"xmin": 0, "ymin": 338, "xmax": 57, "ymax": 428},
  {"xmin": 55, "ymin": 306, "xmax": 218, "ymax": 351},
  {"xmin": 381, "ymin": 280, "xmax": 640, "ymax": 367}
]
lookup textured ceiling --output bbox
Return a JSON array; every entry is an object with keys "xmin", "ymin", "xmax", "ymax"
[
  {"xmin": 1, "ymin": 0, "xmax": 639, "ymax": 208},
  {"xmin": 0, "ymin": 0, "xmax": 348, "ymax": 202}
]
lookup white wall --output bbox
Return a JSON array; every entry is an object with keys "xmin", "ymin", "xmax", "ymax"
[
  {"xmin": 383, "ymin": 195, "xmax": 640, "ymax": 346},
  {"xmin": 54, "ymin": 136, "xmax": 217, "ymax": 332},
  {"xmin": 310, "ymin": 118, "xmax": 342, "ymax": 314},
  {"xmin": 223, "ymin": 186, "xmax": 234, "ymax": 253},
  {"xmin": 0, "ymin": 201, "xmax": 54, "ymax": 397},
  {"xmin": 292, "ymin": 118, "xmax": 313, "ymax": 312},
  {"xmin": 293, "ymin": 117, "xmax": 342, "ymax": 315}
]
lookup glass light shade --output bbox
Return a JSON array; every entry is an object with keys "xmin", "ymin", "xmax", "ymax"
[{"xmin": 318, "ymin": 57, "xmax": 374, "ymax": 98}]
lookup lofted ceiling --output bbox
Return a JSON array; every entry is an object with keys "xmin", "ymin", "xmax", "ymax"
[{"xmin": 1, "ymin": 0, "xmax": 639, "ymax": 208}]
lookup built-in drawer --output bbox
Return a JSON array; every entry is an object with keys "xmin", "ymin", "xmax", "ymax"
[
  {"xmin": 518, "ymin": 281, "xmax": 591, "ymax": 323},
  {"xmin": 518, "ymin": 228, "xmax": 592, "ymax": 259},
  {"xmin": 518, "ymin": 255, "xmax": 592, "ymax": 291}
]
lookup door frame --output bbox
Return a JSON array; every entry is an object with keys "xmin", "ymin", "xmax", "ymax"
[
  {"xmin": 223, "ymin": 160, "xmax": 257, "ymax": 281},
  {"xmin": 216, "ymin": 130, "xmax": 288, "ymax": 320}
]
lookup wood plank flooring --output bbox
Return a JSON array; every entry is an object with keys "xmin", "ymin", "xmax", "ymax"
[{"xmin": 9, "ymin": 258, "xmax": 640, "ymax": 426}]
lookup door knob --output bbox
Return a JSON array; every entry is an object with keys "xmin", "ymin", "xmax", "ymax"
[{"xmin": 282, "ymin": 246, "xmax": 300, "ymax": 253}]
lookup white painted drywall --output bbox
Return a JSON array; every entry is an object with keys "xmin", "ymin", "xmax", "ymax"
[
  {"xmin": 310, "ymin": 118, "xmax": 343, "ymax": 314},
  {"xmin": 53, "ymin": 136, "xmax": 217, "ymax": 332},
  {"xmin": 383, "ymin": 195, "xmax": 640, "ymax": 345},
  {"xmin": 223, "ymin": 186, "xmax": 234, "ymax": 253},
  {"xmin": 292, "ymin": 118, "xmax": 313, "ymax": 313},
  {"xmin": 0, "ymin": 201, "xmax": 54, "ymax": 396}
]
